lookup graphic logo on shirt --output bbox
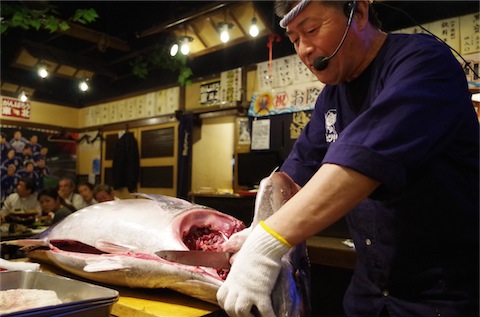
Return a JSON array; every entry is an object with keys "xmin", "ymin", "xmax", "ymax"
[{"xmin": 325, "ymin": 109, "xmax": 338, "ymax": 143}]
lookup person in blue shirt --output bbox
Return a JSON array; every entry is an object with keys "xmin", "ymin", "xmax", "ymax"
[
  {"xmin": 17, "ymin": 161, "xmax": 40, "ymax": 190},
  {"xmin": 217, "ymin": 1, "xmax": 479, "ymax": 317},
  {"xmin": 0, "ymin": 132, "xmax": 11, "ymax": 161},
  {"xmin": 34, "ymin": 158, "xmax": 50, "ymax": 191},
  {"xmin": 8, "ymin": 130, "xmax": 29, "ymax": 156},
  {"xmin": 29, "ymin": 135, "xmax": 42, "ymax": 157},
  {"xmin": 2, "ymin": 149, "xmax": 23, "ymax": 171},
  {"xmin": 21, "ymin": 144, "xmax": 34, "ymax": 162},
  {"xmin": 1, "ymin": 164, "xmax": 20, "ymax": 204},
  {"xmin": 33, "ymin": 146, "xmax": 48, "ymax": 163}
]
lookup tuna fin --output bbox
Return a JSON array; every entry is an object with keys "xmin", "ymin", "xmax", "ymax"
[
  {"xmin": 1, "ymin": 239, "xmax": 49, "ymax": 248},
  {"xmin": 94, "ymin": 240, "xmax": 137, "ymax": 254},
  {"xmin": 132, "ymin": 193, "xmax": 194, "ymax": 208},
  {"xmin": 84, "ymin": 256, "xmax": 130, "ymax": 272}
]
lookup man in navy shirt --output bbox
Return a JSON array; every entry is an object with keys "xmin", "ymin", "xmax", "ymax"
[
  {"xmin": 1, "ymin": 164, "xmax": 19, "ymax": 204},
  {"xmin": 8, "ymin": 130, "xmax": 29, "ymax": 156},
  {"xmin": 2, "ymin": 149, "xmax": 23, "ymax": 171},
  {"xmin": 217, "ymin": 1, "xmax": 479, "ymax": 316}
]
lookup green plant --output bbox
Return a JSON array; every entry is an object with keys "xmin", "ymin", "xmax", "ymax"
[
  {"xmin": 1, "ymin": 3, "xmax": 98, "ymax": 34},
  {"xmin": 130, "ymin": 44, "xmax": 193, "ymax": 86}
]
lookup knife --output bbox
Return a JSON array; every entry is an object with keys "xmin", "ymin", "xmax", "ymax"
[{"xmin": 155, "ymin": 250, "xmax": 232, "ymax": 269}]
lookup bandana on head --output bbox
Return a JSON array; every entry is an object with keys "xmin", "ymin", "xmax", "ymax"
[{"xmin": 279, "ymin": 0, "xmax": 311, "ymax": 28}]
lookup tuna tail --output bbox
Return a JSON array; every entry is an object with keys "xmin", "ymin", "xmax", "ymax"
[{"xmin": 254, "ymin": 172, "xmax": 311, "ymax": 316}]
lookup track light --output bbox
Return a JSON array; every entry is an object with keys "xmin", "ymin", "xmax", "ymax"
[
  {"xmin": 170, "ymin": 43, "xmax": 179, "ymax": 56},
  {"xmin": 37, "ymin": 64, "xmax": 48, "ymax": 78},
  {"xmin": 79, "ymin": 78, "xmax": 89, "ymax": 92},
  {"xmin": 19, "ymin": 91, "xmax": 28, "ymax": 102},
  {"xmin": 249, "ymin": 17, "xmax": 259, "ymax": 37},
  {"xmin": 218, "ymin": 22, "xmax": 233, "ymax": 43},
  {"xmin": 170, "ymin": 36, "xmax": 193, "ymax": 56}
]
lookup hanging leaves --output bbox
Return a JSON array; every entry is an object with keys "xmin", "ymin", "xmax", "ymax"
[
  {"xmin": 130, "ymin": 44, "xmax": 193, "ymax": 86},
  {"xmin": 1, "ymin": 3, "xmax": 98, "ymax": 34}
]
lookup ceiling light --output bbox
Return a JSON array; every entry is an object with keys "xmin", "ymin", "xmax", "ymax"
[
  {"xmin": 180, "ymin": 36, "xmax": 193, "ymax": 55},
  {"xmin": 37, "ymin": 64, "xmax": 48, "ymax": 78},
  {"xmin": 79, "ymin": 78, "xmax": 89, "ymax": 92},
  {"xmin": 170, "ymin": 43, "xmax": 179, "ymax": 56},
  {"xmin": 249, "ymin": 17, "xmax": 259, "ymax": 37},
  {"xmin": 19, "ymin": 91, "xmax": 28, "ymax": 102},
  {"xmin": 218, "ymin": 22, "xmax": 233, "ymax": 43}
]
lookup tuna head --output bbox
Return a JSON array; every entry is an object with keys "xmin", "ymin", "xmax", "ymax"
[{"xmin": 8, "ymin": 196, "xmax": 246, "ymax": 304}]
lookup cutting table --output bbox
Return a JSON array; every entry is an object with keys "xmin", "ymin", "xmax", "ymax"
[{"xmin": 13, "ymin": 259, "xmax": 224, "ymax": 317}]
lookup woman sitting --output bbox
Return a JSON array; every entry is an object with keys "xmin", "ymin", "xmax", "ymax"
[{"xmin": 37, "ymin": 188, "xmax": 74, "ymax": 225}]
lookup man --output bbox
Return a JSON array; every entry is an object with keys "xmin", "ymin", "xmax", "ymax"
[
  {"xmin": 2, "ymin": 149, "xmax": 23, "ymax": 171},
  {"xmin": 33, "ymin": 146, "xmax": 48, "ymax": 163},
  {"xmin": 217, "ymin": 1, "xmax": 479, "ymax": 317},
  {"xmin": 1, "ymin": 164, "xmax": 19, "ymax": 203},
  {"xmin": 0, "ymin": 132, "xmax": 11, "ymax": 161},
  {"xmin": 93, "ymin": 184, "xmax": 120, "ymax": 203},
  {"xmin": 29, "ymin": 135, "xmax": 42, "ymax": 157},
  {"xmin": 77, "ymin": 182, "xmax": 97, "ymax": 206},
  {"xmin": 8, "ymin": 130, "xmax": 29, "ymax": 156},
  {"xmin": 17, "ymin": 161, "xmax": 41, "ymax": 190},
  {"xmin": 2, "ymin": 177, "xmax": 41, "ymax": 216},
  {"xmin": 34, "ymin": 158, "xmax": 50, "ymax": 191},
  {"xmin": 58, "ymin": 177, "xmax": 86, "ymax": 211}
]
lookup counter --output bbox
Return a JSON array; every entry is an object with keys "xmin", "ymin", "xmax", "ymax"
[
  {"xmin": 13, "ymin": 259, "xmax": 223, "ymax": 317},
  {"xmin": 306, "ymin": 236, "xmax": 356, "ymax": 270},
  {"xmin": 189, "ymin": 192, "xmax": 256, "ymax": 226}
]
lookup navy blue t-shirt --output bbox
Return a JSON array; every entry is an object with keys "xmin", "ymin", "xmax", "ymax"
[{"xmin": 281, "ymin": 33, "xmax": 479, "ymax": 316}]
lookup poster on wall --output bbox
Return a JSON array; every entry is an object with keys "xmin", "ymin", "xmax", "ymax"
[
  {"xmin": 251, "ymin": 119, "xmax": 270, "ymax": 150},
  {"xmin": 1, "ymin": 126, "xmax": 78, "ymax": 187},
  {"xmin": 248, "ymin": 82, "xmax": 324, "ymax": 117},
  {"xmin": 2, "ymin": 97, "xmax": 31, "ymax": 119},
  {"xmin": 200, "ymin": 81, "xmax": 221, "ymax": 106}
]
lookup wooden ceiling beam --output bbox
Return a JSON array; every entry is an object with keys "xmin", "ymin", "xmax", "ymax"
[{"xmin": 57, "ymin": 22, "xmax": 131, "ymax": 52}]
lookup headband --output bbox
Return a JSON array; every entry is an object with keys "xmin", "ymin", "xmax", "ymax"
[{"xmin": 279, "ymin": 0, "xmax": 311, "ymax": 28}]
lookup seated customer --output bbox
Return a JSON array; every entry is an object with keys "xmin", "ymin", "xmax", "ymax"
[
  {"xmin": 77, "ymin": 181, "xmax": 97, "ymax": 206},
  {"xmin": 58, "ymin": 177, "xmax": 86, "ymax": 211},
  {"xmin": 94, "ymin": 184, "xmax": 120, "ymax": 203},
  {"xmin": 1, "ymin": 177, "xmax": 41, "ymax": 220},
  {"xmin": 37, "ymin": 188, "xmax": 72, "ymax": 225}
]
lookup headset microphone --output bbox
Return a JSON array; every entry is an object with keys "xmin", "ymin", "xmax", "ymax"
[{"xmin": 313, "ymin": 1, "xmax": 356, "ymax": 71}]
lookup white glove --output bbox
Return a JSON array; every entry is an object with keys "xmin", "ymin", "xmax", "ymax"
[
  {"xmin": 221, "ymin": 226, "xmax": 252, "ymax": 264},
  {"xmin": 217, "ymin": 222, "xmax": 291, "ymax": 317}
]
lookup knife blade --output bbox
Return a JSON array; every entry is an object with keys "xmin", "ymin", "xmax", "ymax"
[{"xmin": 155, "ymin": 250, "xmax": 232, "ymax": 269}]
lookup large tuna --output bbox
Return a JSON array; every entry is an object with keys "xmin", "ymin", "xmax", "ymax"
[{"xmin": 5, "ymin": 172, "xmax": 310, "ymax": 316}]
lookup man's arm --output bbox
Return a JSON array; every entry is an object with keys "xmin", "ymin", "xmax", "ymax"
[{"xmin": 265, "ymin": 163, "xmax": 380, "ymax": 245}]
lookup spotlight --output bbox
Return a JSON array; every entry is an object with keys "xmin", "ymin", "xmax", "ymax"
[
  {"xmin": 37, "ymin": 65, "xmax": 48, "ymax": 78},
  {"xmin": 249, "ymin": 17, "xmax": 259, "ymax": 37},
  {"xmin": 79, "ymin": 78, "xmax": 89, "ymax": 92},
  {"xmin": 170, "ymin": 43, "xmax": 179, "ymax": 56},
  {"xmin": 19, "ymin": 91, "xmax": 28, "ymax": 102},
  {"xmin": 170, "ymin": 36, "xmax": 193, "ymax": 56},
  {"xmin": 180, "ymin": 41, "xmax": 190, "ymax": 55}
]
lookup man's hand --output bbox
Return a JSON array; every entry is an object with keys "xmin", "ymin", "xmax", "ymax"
[{"xmin": 217, "ymin": 222, "xmax": 290, "ymax": 317}]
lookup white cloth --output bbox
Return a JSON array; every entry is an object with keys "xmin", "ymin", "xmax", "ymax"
[{"xmin": 2, "ymin": 193, "xmax": 41, "ymax": 214}]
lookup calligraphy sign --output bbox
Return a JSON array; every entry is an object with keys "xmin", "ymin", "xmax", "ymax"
[{"xmin": 2, "ymin": 97, "xmax": 31, "ymax": 119}]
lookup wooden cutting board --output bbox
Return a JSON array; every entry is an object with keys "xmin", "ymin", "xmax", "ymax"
[{"xmin": 12, "ymin": 258, "xmax": 221, "ymax": 317}]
